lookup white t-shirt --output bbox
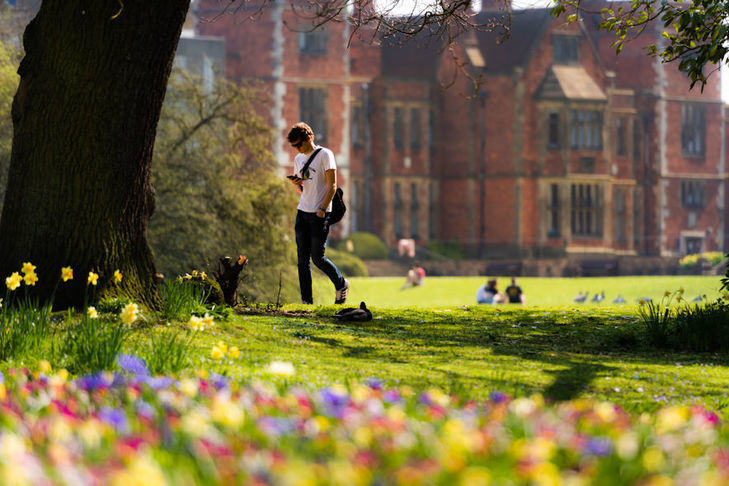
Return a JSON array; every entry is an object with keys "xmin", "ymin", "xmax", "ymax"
[{"xmin": 294, "ymin": 146, "xmax": 337, "ymax": 213}]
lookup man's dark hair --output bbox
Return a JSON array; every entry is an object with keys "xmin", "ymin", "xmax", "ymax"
[{"xmin": 287, "ymin": 122, "xmax": 314, "ymax": 143}]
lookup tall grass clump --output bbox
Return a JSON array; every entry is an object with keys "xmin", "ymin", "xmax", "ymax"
[
  {"xmin": 637, "ymin": 296, "xmax": 673, "ymax": 347},
  {"xmin": 0, "ymin": 297, "xmax": 52, "ymax": 361},
  {"xmin": 160, "ymin": 279, "xmax": 209, "ymax": 321},
  {"xmin": 63, "ymin": 314, "xmax": 129, "ymax": 374},
  {"xmin": 139, "ymin": 331, "xmax": 192, "ymax": 374}
]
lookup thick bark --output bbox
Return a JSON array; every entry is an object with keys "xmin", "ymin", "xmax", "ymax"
[{"xmin": 0, "ymin": 0, "xmax": 190, "ymax": 308}]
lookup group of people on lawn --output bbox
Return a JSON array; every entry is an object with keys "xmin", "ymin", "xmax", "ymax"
[{"xmin": 476, "ymin": 277, "xmax": 525, "ymax": 305}]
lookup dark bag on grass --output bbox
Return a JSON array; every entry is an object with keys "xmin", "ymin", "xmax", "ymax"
[{"xmin": 301, "ymin": 148, "xmax": 346, "ymax": 225}]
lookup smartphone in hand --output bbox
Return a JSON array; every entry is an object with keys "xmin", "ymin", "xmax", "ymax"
[{"xmin": 287, "ymin": 175, "xmax": 298, "ymax": 180}]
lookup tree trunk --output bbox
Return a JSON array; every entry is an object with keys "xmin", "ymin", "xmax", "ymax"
[{"xmin": 0, "ymin": 0, "xmax": 190, "ymax": 308}]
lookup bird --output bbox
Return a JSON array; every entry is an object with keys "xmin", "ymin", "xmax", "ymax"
[
  {"xmin": 613, "ymin": 294, "xmax": 626, "ymax": 304},
  {"xmin": 592, "ymin": 291, "xmax": 605, "ymax": 303},
  {"xmin": 574, "ymin": 291, "xmax": 588, "ymax": 303},
  {"xmin": 333, "ymin": 301, "xmax": 372, "ymax": 322}
]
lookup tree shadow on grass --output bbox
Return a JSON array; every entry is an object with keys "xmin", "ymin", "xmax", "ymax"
[
  {"xmin": 278, "ymin": 307, "xmax": 726, "ymax": 400},
  {"xmin": 541, "ymin": 359, "xmax": 613, "ymax": 401}
]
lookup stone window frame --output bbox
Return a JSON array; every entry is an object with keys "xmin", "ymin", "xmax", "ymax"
[
  {"xmin": 570, "ymin": 182, "xmax": 603, "ymax": 237},
  {"xmin": 616, "ymin": 116, "xmax": 626, "ymax": 157},
  {"xmin": 410, "ymin": 182, "xmax": 419, "ymax": 239},
  {"xmin": 393, "ymin": 181, "xmax": 403, "ymax": 239},
  {"xmin": 680, "ymin": 179, "xmax": 707, "ymax": 209},
  {"xmin": 548, "ymin": 111, "xmax": 560, "ymax": 149},
  {"xmin": 552, "ymin": 34, "xmax": 580, "ymax": 64},
  {"xmin": 298, "ymin": 86, "xmax": 328, "ymax": 145},
  {"xmin": 393, "ymin": 107, "xmax": 404, "ymax": 151},
  {"xmin": 681, "ymin": 102, "xmax": 706, "ymax": 158},
  {"xmin": 569, "ymin": 108, "xmax": 603, "ymax": 150},
  {"xmin": 410, "ymin": 107, "xmax": 422, "ymax": 152},
  {"xmin": 547, "ymin": 183, "xmax": 560, "ymax": 238},
  {"xmin": 298, "ymin": 27, "xmax": 328, "ymax": 55},
  {"xmin": 351, "ymin": 103, "xmax": 363, "ymax": 149},
  {"xmin": 615, "ymin": 187, "xmax": 627, "ymax": 244}
]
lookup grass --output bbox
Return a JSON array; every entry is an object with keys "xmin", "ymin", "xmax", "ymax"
[
  {"xmin": 53, "ymin": 301, "xmax": 723, "ymax": 415},
  {"xmin": 312, "ymin": 275, "xmax": 721, "ymax": 307},
  {"xmin": 1, "ymin": 274, "xmax": 727, "ymax": 415}
]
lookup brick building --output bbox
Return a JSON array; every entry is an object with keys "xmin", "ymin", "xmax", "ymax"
[{"xmin": 195, "ymin": 0, "xmax": 726, "ymax": 259}]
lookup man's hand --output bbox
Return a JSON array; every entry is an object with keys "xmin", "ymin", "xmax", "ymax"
[
  {"xmin": 316, "ymin": 209, "xmax": 326, "ymax": 218},
  {"xmin": 287, "ymin": 175, "xmax": 302, "ymax": 185}
]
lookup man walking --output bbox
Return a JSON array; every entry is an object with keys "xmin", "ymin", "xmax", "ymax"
[{"xmin": 287, "ymin": 122, "xmax": 349, "ymax": 305}]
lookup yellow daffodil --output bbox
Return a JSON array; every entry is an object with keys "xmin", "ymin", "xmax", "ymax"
[
  {"xmin": 228, "ymin": 346, "xmax": 240, "ymax": 359},
  {"xmin": 5, "ymin": 272, "xmax": 22, "ymax": 291},
  {"xmin": 87, "ymin": 271, "xmax": 99, "ymax": 286},
  {"xmin": 23, "ymin": 272, "xmax": 38, "ymax": 286},
  {"xmin": 676, "ymin": 295, "xmax": 683, "ymax": 302},
  {"xmin": 189, "ymin": 315, "xmax": 204, "ymax": 331},
  {"xmin": 203, "ymin": 313, "xmax": 214, "ymax": 328},
  {"xmin": 638, "ymin": 299, "xmax": 646, "ymax": 306},
  {"xmin": 61, "ymin": 267, "xmax": 73, "ymax": 282},
  {"xmin": 216, "ymin": 341, "xmax": 228, "ymax": 355},
  {"xmin": 120, "ymin": 302, "xmax": 139, "ymax": 324},
  {"xmin": 210, "ymin": 346, "xmax": 224, "ymax": 360},
  {"xmin": 38, "ymin": 360, "xmax": 52, "ymax": 374},
  {"xmin": 678, "ymin": 287, "xmax": 685, "ymax": 295},
  {"xmin": 113, "ymin": 269, "xmax": 123, "ymax": 284},
  {"xmin": 200, "ymin": 272, "xmax": 207, "ymax": 279},
  {"xmin": 21, "ymin": 262, "xmax": 36, "ymax": 275},
  {"xmin": 87, "ymin": 306, "xmax": 99, "ymax": 319},
  {"xmin": 192, "ymin": 270, "xmax": 199, "ymax": 277},
  {"xmin": 663, "ymin": 290, "xmax": 671, "ymax": 297}
]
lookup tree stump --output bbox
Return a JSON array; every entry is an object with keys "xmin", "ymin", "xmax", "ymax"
[{"xmin": 214, "ymin": 255, "xmax": 248, "ymax": 307}]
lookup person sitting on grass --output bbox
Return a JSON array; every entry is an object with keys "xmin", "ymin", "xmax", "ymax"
[
  {"xmin": 505, "ymin": 277, "xmax": 525, "ymax": 304},
  {"xmin": 401, "ymin": 262, "xmax": 426, "ymax": 289},
  {"xmin": 476, "ymin": 279, "xmax": 506, "ymax": 304}
]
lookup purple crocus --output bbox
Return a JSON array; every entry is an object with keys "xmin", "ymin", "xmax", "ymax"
[
  {"xmin": 209, "ymin": 372, "xmax": 230, "ymax": 390},
  {"xmin": 98, "ymin": 407, "xmax": 130, "ymax": 434},
  {"xmin": 585, "ymin": 437, "xmax": 613, "ymax": 456},
  {"xmin": 489, "ymin": 391, "xmax": 509, "ymax": 404},
  {"xmin": 383, "ymin": 389, "xmax": 402, "ymax": 404},
  {"xmin": 365, "ymin": 378, "xmax": 383, "ymax": 390},
  {"xmin": 116, "ymin": 354, "xmax": 149, "ymax": 376},
  {"xmin": 77, "ymin": 373, "xmax": 110, "ymax": 391},
  {"xmin": 319, "ymin": 388, "xmax": 350, "ymax": 418}
]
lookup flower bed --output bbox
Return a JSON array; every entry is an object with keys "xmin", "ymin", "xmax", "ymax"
[
  {"xmin": 0, "ymin": 364, "xmax": 729, "ymax": 486},
  {"xmin": 0, "ymin": 362, "xmax": 727, "ymax": 485}
]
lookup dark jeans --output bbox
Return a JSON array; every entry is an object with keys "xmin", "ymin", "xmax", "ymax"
[{"xmin": 295, "ymin": 210, "xmax": 345, "ymax": 303}]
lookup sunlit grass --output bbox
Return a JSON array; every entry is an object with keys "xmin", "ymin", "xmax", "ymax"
[{"xmin": 312, "ymin": 275, "xmax": 721, "ymax": 307}]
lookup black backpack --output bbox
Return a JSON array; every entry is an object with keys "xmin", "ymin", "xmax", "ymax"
[{"xmin": 300, "ymin": 148, "xmax": 346, "ymax": 224}]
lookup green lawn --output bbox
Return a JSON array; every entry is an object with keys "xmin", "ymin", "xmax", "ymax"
[
  {"xmin": 313, "ymin": 275, "xmax": 722, "ymax": 307},
  {"xmin": 123, "ymin": 298, "xmax": 729, "ymax": 415}
]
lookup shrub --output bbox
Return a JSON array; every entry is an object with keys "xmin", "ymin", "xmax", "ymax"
[
  {"xmin": 673, "ymin": 300, "xmax": 729, "ymax": 352},
  {"xmin": 342, "ymin": 232, "xmax": 388, "ymax": 259},
  {"xmin": 326, "ymin": 248, "xmax": 368, "ymax": 277},
  {"xmin": 427, "ymin": 239, "xmax": 465, "ymax": 260},
  {"xmin": 680, "ymin": 251, "xmax": 726, "ymax": 271}
]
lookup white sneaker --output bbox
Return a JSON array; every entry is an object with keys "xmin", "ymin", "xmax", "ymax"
[{"xmin": 335, "ymin": 279, "xmax": 350, "ymax": 305}]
